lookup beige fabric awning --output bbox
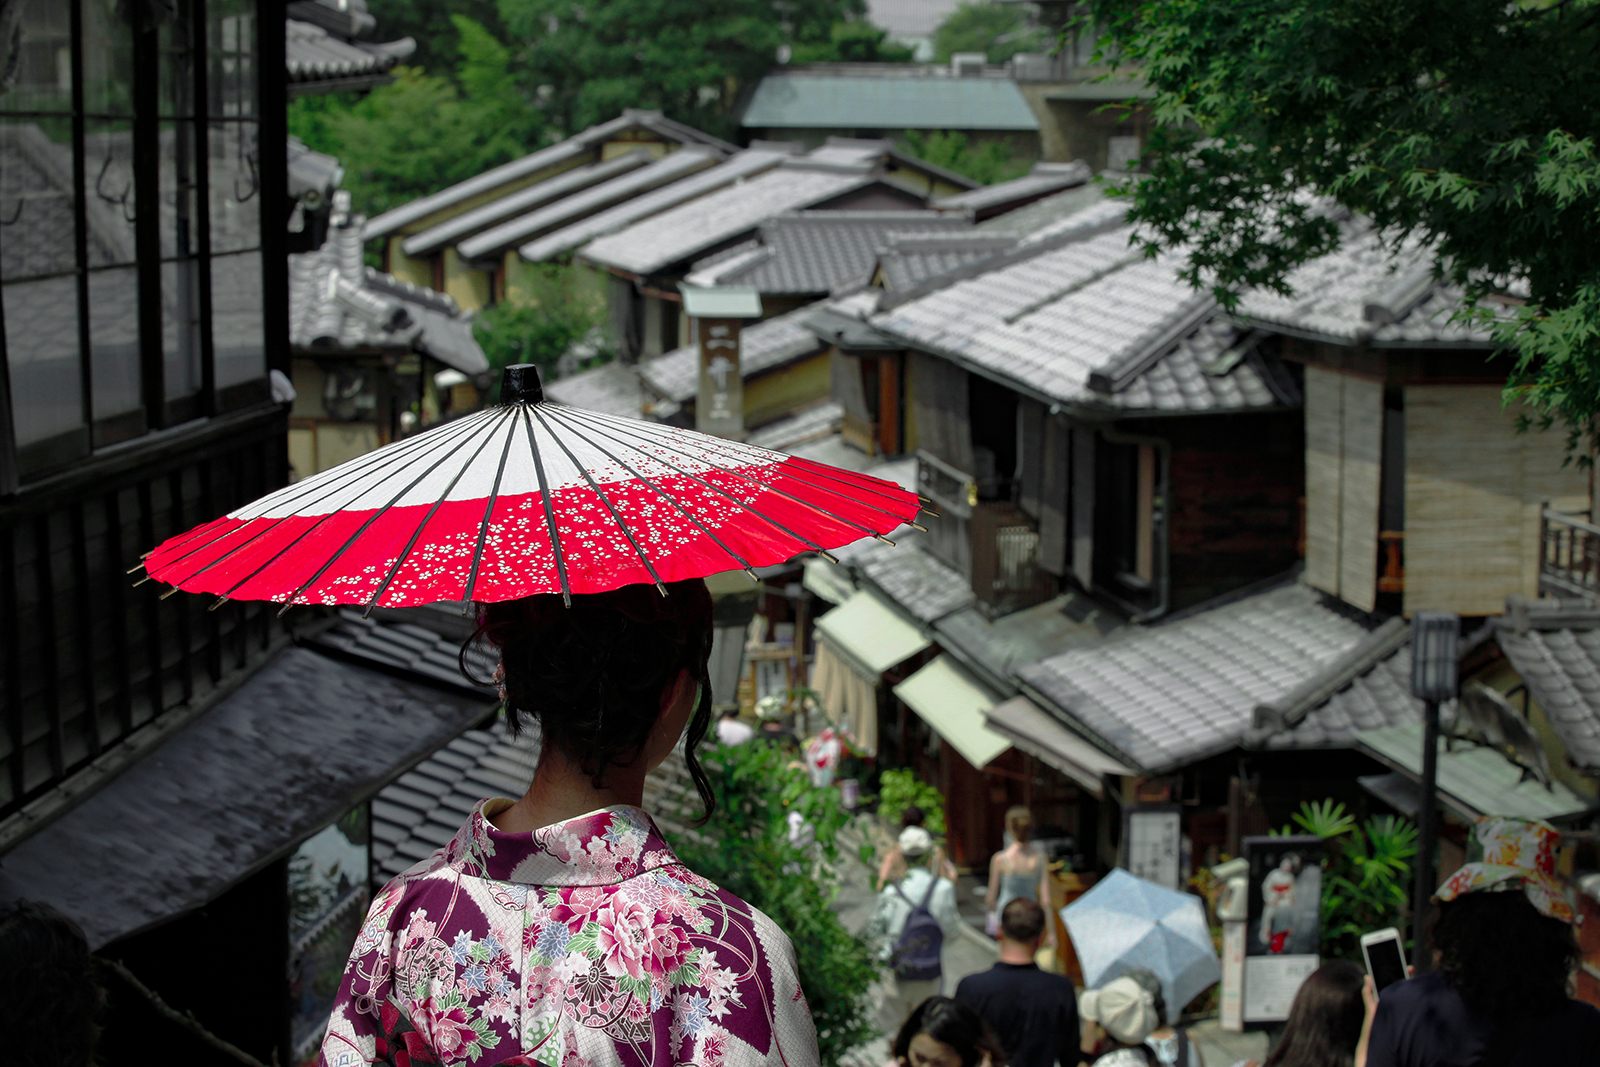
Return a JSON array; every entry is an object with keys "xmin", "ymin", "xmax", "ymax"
[
  {"xmin": 811, "ymin": 636, "xmax": 879, "ymax": 756},
  {"xmin": 803, "ymin": 556, "xmax": 856, "ymax": 606},
  {"xmin": 894, "ymin": 656, "xmax": 1012, "ymax": 769},
  {"xmin": 983, "ymin": 695, "xmax": 1131, "ymax": 798},
  {"xmin": 814, "ymin": 588, "xmax": 930, "ymax": 675}
]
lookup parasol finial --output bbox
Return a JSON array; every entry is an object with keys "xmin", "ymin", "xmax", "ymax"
[{"xmin": 500, "ymin": 363, "xmax": 544, "ymax": 406}]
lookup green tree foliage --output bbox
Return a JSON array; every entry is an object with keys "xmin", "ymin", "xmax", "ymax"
[
  {"xmin": 790, "ymin": 20, "xmax": 917, "ymax": 63},
  {"xmin": 899, "ymin": 130, "xmax": 1030, "ymax": 185},
  {"xmin": 1275, "ymin": 800, "xmax": 1417, "ymax": 959},
  {"xmin": 874, "ymin": 767, "xmax": 947, "ymax": 836},
  {"xmin": 1090, "ymin": 0, "xmax": 1600, "ymax": 453},
  {"xmin": 367, "ymin": 0, "xmax": 509, "ymax": 79},
  {"xmin": 669, "ymin": 742, "xmax": 879, "ymax": 1067},
  {"xmin": 934, "ymin": 1, "xmax": 1044, "ymax": 63},
  {"xmin": 473, "ymin": 265, "xmax": 608, "ymax": 388},
  {"xmin": 499, "ymin": 0, "xmax": 869, "ymax": 139}
]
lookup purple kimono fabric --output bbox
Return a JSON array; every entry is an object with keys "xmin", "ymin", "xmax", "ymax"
[{"xmin": 320, "ymin": 802, "xmax": 819, "ymax": 1067}]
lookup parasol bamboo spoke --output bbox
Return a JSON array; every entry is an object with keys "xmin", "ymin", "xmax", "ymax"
[{"xmin": 519, "ymin": 405, "xmax": 573, "ymax": 607}]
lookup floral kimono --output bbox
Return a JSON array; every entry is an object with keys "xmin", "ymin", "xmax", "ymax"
[{"xmin": 320, "ymin": 802, "xmax": 819, "ymax": 1067}]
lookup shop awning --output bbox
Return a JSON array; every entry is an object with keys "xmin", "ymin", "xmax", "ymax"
[
  {"xmin": 812, "ymin": 637, "xmax": 880, "ymax": 756},
  {"xmin": 894, "ymin": 656, "xmax": 1012, "ymax": 769},
  {"xmin": 803, "ymin": 556, "xmax": 856, "ymax": 606},
  {"xmin": 983, "ymin": 695, "xmax": 1131, "ymax": 797},
  {"xmin": 814, "ymin": 588, "xmax": 929, "ymax": 675},
  {"xmin": 1353, "ymin": 722, "xmax": 1594, "ymax": 824}
]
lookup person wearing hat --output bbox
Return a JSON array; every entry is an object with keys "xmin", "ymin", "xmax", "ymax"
[
  {"xmin": 1078, "ymin": 975, "xmax": 1161, "ymax": 1066},
  {"xmin": 1365, "ymin": 816, "xmax": 1600, "ymax": 1067},
  {"xmin": 867, "ymin": 825, "xmax": 965, "ymax": 1033}
]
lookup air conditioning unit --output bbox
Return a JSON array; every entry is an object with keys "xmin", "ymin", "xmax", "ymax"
[{"xmin": 951, "ymin": 51, "xmax": 986, "ymax": 76}]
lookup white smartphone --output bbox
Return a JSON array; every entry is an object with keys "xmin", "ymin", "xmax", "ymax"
[{"xmin": 1360, "ymin": 927, "xmax": 1408, "ymax": 991}]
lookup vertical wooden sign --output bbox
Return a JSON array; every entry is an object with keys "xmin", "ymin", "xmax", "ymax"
[{"xmin": 696, "ymin": 316, "xmax": 746, "ymax": 441}]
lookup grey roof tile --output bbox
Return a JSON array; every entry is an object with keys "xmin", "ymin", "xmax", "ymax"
[
  {"xmin": 641, "ymin": 303, "xmax": 828, "ymax": 403},
  {"xmin": 745, "ymin": 400, "xmax": 845, "ymax": 451},
  {"xmin": 932, "ymin": 162, "xmax": 1091, "ymax": 213},
  {"xmin": 687, "ymin": 211, "xmax": 971, "ymax": 296},
  {"xmin": 1017, "ymin": 582, "xmax": 1381, "ymax": 771},
  {"xmin": 304, "ymin": 607, "xmax": 496, "ymax": 696},
  {"xmin": 545, "ymin": 360, "xmax": 649, "ymax": 419},
  {"xmin": 289, "ymin": 217, "xmax": 489, "ymax": 374},
  {"xmin": 876, "ymin": 233, "xmax": 1018, "ymax": 292},
  {"xmin": 741, "ymin": 71, "xmax": 1040, "ymax": 131},
  {"xmin": 933, "ymin": 591, "xmax": 1124, "ymax": 695},
  {"xmin": 857, "ymin": 541, "xmax": 975, "ymax": 623},
  {"xmin": 286, "ymin": 19, "xmax": 415, "ymax": 86},
  {"xmin": 1497, "ymin": 626, "xmax": 1600, "ymax": 771}
]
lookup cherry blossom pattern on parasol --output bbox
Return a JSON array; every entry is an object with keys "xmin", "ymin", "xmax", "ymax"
[{"xmin": 139, "ymin": 364, "xmax": 927, "ymax": 612}]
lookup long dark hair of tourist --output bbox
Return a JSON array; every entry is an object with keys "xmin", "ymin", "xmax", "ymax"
[
  {"xmin": 894, "ymin": 996, "xmax": 1009, "ymax": 1067},
  {"xmin": 465, "ymin": 578, "xmax": 716, "ymax": 816},
  {"xmin": 1262, "ymin": 959, "xmax": 1365, "ymax": 1067},
  {"xmin": 0, "ymin": 899, "xmax": 102, "ymax": 1067}
]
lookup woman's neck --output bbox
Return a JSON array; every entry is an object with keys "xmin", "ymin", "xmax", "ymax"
[{"xmin": 490, "ymin": 747, "xmax": 649, "ymax": 834}]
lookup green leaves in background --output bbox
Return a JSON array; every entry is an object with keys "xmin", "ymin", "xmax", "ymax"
[
  {"xmin": 934, "ymin": 1, "xmax": 1045, "ymax": 64},
  {"xmin": 1275, "ymin": 799, "xmax": 1417, "ymax": 959},
  {"xmin": 874, "ymin": 767, "xmax": 947, "ymax": 837}
]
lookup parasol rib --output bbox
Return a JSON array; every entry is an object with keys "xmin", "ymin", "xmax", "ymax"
[
  {"xmin": 361, "ymin": 407, "xmax": 518, "ymax": 614},
  {"xmin": 530, "ymin": 405, "xmax": 667, "ymax": 594},
  {"xmin": 554, "ymin": 406, "xmax": 897, "ymax": 541},
  {"xmin": 538, "ymin": 405, "xmax": 760, "ymax": 577},
  {"xmin": 461, "ymin": 406, "xmax": 523, "ymax": 607},
  {"xmin": 519, "ymin": 406, "xmax": 573, "ymax": 607},
  {"xmin": 150, "ymin": 411, "xmax": 496, "ymax": 577},
  {"xmin": 538, "ymin": 404, "xmax": 838, "ymax": 562},
  {"xmin": 269, "ymin": 407, "xmax": 519, "ymax": 612}
]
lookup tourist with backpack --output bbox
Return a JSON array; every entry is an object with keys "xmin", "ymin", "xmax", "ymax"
[{"xmin": 868, "ymin": 826, "xmax": 965, "ymax": 1032}]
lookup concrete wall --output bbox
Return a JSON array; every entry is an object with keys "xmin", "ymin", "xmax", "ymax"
[{"xmin": 1015, "ymin": 83, "xmax": 1149, "ymax": 168}]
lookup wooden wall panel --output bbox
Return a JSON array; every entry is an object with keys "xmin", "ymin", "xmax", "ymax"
[
  {"xmin": 1338, "ymin": 377, "xmax": 1383, "ymax": 612},
  {"xmin": 1404, "ymin": 386, "xmax": 1588, "ymax": 616},
  {"xmin": 1303, "ymin": 367, "xmax": 1344, "ymax": 596}
]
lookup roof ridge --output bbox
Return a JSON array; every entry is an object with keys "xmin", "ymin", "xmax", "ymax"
[{"xmin": 1245, "ymin": 617, "xmax": 1410, "ymax": 746}]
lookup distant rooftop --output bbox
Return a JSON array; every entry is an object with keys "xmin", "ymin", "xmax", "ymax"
[
  {"xmin": 286, "ymin": 0, "xmax": 416, "ymax": 94},
  {"xmin": 742, "ymin": 69, "xmax": 1041, "ymax": 131},
  {"xmin": 933, "ymin": 161, "xmax": 1091, "ymax": 215},
  {"xmin": 642, "ymin": 304, "xmax": 828, "ymax": 403}
]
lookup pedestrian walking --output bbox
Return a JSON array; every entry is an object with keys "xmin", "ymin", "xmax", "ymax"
[
  {"xmin": 878, "ymin": 806, "xmax": 958, "ymax": 890},
  {"xmin": 1121, "ymin": 968, "xmax": 1204, "ymax": 1067},
  {"xmin": 1365, "ymin": 817, "xmax": 1600, "ymax": 1067},
  {"xmin": 892, "ymin": 996, "xmax": 1008, "ymax": 1067},
  {"xmin": 868, "ymin": 826, "xmax": 966, "ymax": 1033},
  {"xmin": 716, "ymin": 707, "xmax": 754, "ymax": 746},
  {"xmin": 319, "ymin": 582, "xmax": 821, "ymax": 1067},
  {"xmin": 1228, "ymin": 959, "xmax": 1373, "ymax": 1067},
  {"xmin": 984, "ymin": 807, "xmax": 1051, "ymax": 941},
  {"xmin": 954, "ymin": 898, "xmax": 1079, "ymax": 1067},
  {"xmin": 1078, "ymin": 975, "xmax": 1162, "ymax": 1066}
]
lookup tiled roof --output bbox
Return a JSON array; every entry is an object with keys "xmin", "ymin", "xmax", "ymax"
[
  {"xmin": 741, "ymin": 72, "xmax": 1040, "ymax": 131},
  {"xmin": 686, "ymin": 211, "xmax": 971, "ymax": 296},
  {"xmin": 745, "ymin": 400, "xmax": 845, "ymax": 450},
  {"xmin": 1496, "ymin": 607, "xmax": 1600, "ymax": 773},
  {"xmin": 286, "ymin": 18, "xmax": 414, "ymax": 87},
  {"xmin": 518, "ymin": 147, "xmax": 799, "ymax": 264},
  {"xmin": 855, "ymin": 539, "xmax": 975, "ymax": 623},
  {"xmin": 289, "ymin": 216, "xmax": 489, "ymax": 374},
  {"xmin": 364, "ymin": 111, "xmax": 736, "ymax": 240},
  {"xmin": 866, "ymin": 224, "xmax": 1295, "ymax": 413},
  {"xmin": 457, "ymin": 148, "xmax": 727, "ymax": 261},
  {"xmin": 935, "ymin": 591, "xmax": 1125, "ymax": 698},
  {"xmin": 1234, "ymin": 220, "xmax": 1495, "ymax": 347},
  {"xmin": 975, "ymin": 183, "xmax": 1115, "ymax": 239},
  {"xmin": 402, "ymin": 150, "xmax": 661, "ymax": 258},
  {"xmin": 641, "ymin": 304, "xmax": 828, "ymax": 403},
  {"xmin": 933, "ymin": 162, "xmax": 1091, "ymax": 214},
  {"xmin": 875, "ymin": 233, "xmax": 1017, "ymax": 292},
  {"xmin": 544, "ymin": 360, "xmax": 650, "ymax": 419},
  {"xmin": 579, "ymin": 163, "xmax": 881, "ymax": 275},
  {"xmin": 305, "ymin": 607, "xmax": 498, "ymax": 697},
  {"xmin": 1017, "ymin": 581, "xmax": 1382, "ymax": 772}
]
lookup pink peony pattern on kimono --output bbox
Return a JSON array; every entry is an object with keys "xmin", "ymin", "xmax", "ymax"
[{"xmin": 593, "ymin": 897, "xmax": 691, "ymax": 981}]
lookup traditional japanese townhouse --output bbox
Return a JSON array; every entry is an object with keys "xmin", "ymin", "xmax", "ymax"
[{"xmin": 0, "ymin": 6, "xmax": 500, "ymax": 1060}]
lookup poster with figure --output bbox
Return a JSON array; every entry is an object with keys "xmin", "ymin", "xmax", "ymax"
[{"xmin": 1241, "ymin": 835, "xmax": 1324, "ymax": 1023}]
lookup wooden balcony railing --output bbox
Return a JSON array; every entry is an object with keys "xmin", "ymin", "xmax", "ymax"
[{"xmin": 1540, "ymin": 507, "xmax": 1600, "ymax": 598}]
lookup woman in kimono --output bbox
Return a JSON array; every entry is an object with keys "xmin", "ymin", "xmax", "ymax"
[{"xmin": 320, "ymin": 580, "xmax": 820, "ymax": 1067}]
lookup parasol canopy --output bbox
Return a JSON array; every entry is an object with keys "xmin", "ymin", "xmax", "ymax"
[
  {"xmin": 142, "ymin": 365, "xmax": 922, "ymax": 610},
  {"xmin": 1060, "ymin": 867, "xmax": 1220, "ymax": 1023}
]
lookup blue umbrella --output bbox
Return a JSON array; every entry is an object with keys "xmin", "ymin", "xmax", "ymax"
[{"xmin": 1060, "ymin": 868, "xmax": 1220, "ymax": 1023}]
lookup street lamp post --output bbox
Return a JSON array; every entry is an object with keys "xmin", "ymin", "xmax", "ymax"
[{"xmin": 1408, "ymin": 611, "xmax": 1460, "ymax": 973}]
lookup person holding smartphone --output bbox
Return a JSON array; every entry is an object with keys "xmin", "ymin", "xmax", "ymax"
[{"xmin": 1364, "ymin": 817, "xmax": 1600, "ymax": 1067}]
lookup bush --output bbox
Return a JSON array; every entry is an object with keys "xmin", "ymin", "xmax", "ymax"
[
  {"xmin": 668, "ymin": 742, "xmax": 880, "ymax": 1067},
  {"xmin": 1276, "ymin": 799, "xmax": 1417, "ymax": 960},
  {"xmin": 473, "ymin": 265, "xmax": 609, "ymax": 394},
  {"xmin": 875, "ymin": 767, "xmax": 946, "ymax": 837},
  {"xmin": 899, "ymin": 130, "xmax": 1030, "ymax": 186}
]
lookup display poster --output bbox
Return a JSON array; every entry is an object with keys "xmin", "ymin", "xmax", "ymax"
[
  {"xmin": 1241, "ymin": 834, "xmax": 1324, "ymax": 1023},
  {"xmin": 1124, "ymin": 804, "xmax": 1183, "ymax": 890}
]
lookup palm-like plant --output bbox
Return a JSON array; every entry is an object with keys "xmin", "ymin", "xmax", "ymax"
[{"xmin": 1271, "ymin": 800, "xmax": 1417, "ymax": 959}]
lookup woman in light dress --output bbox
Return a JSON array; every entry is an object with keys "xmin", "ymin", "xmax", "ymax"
[{"xmin": 984, "ymin": 807, "xmax": 1052, "ymax": 942}]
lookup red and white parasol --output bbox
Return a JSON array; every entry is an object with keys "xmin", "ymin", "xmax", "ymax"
[{"xmin": 142, "ymin": 365, "xmax": 924, "ymax": 610}]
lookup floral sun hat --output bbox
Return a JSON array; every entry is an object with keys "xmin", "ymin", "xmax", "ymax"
[{"xmin": 1434, "ymin": 816, "xmax": 1575, "ymax": 924}]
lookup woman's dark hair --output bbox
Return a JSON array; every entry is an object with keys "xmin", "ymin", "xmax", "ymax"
[
  {"xmin": 893, "ymin": 996, "xmax": 1008, "ymax": 1067},
  {"xmin": 901, "ymin": 805, "xmax": 926, "ymax": 829},
  {"xmin": 0, "ymin": 899, "xmax": 102, "ymax": 1066},
  {"xmin": 1261, "ymin": 960, "xmax": 1364, "ymax": 1067},
  {"xmin": 465, "ymin": 579, "xmax": 716, "ymax": 818},
  {"xmin": 1121, "ymin": 967, "xmax": 1168, "ymax": 1027},
  {"xmin": 1434, "ymin": 891, "xmax": 1577, "ymax": 1039}
]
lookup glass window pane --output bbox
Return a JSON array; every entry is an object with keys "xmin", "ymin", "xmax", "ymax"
[
  {"xmin": 208, "ymin": 0, "xmax": 256, "ymax": 119},
  {"xmin": 161, "ymin": 259, "xmax": 201, "ymax": 399},
  {"xmin": 4, "ymin": 276, "xmax": 84, "ymax": 445},
  {"xmin": 1, "ymin": 1, "xmax": 72, "ymax": 112},
  {"xmin": 88, "ymin": 267, "xmax": 141, "ymax": 419},
  {"xmin": 82, "ymin": 0, "xmax": 136, "ymax": 117},
  {"xmin": 211, "ymin": 250, "xmax": 264, "ymax": 388},
  {"xmin": 159, "ymin": 7, "xmax": 196, "ymax": 119},
  {"xmin": 160, "ymin": 120, "xmax": 198, "ymax": 260},
  {"xmin": 208, "ymin": 121, "xmax": 260, "ymax": 252},
  {"xmin": 83, "ymin": 122, "xmax": 138, "ymax": 267},
  {"xmin": 1, "ymin": 117, "xmax": 79, "ymax": 281}
]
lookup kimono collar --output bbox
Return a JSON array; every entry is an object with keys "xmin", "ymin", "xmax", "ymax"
[{"xmin": 446, "ymin": 800, "xmax": 684, "ymax": 887}]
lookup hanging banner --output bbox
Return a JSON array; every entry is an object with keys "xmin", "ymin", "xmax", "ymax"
[{"xmin": 1123, "ymin": 804, "xmax": 1183, "ymax": 890}]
